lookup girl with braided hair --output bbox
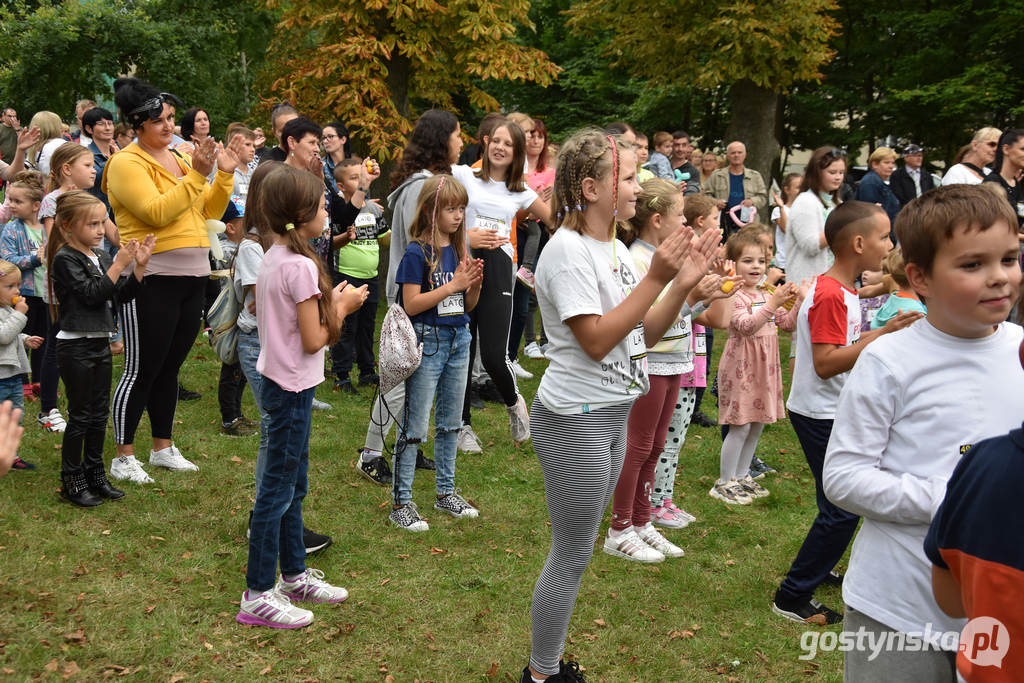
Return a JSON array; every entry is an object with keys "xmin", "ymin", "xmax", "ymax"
[{"xmin": 522, "ymin": 129, "xmax": 715, "ymax": 683}]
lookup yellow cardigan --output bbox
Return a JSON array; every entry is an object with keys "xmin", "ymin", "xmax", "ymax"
[{"xmin": 102, "ymin": 142, "xmax": 233, "ymax": 253}]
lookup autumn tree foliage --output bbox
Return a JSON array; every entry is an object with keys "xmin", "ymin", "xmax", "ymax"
[
  {"xmin": 260, "ymin": 0, "xmax": 560, "ymax": 158},
  {"xmin": 567, "ymin": 0, "xmax": 838, "ymax": 181}
]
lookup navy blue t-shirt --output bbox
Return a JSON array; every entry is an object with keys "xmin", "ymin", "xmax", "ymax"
[
  {"xmin": 395, "ymin": 242, "xmax": 469, "ymax": 326},
  {"xmin": 727, "ymin": 172, "xmax": 745, "ymax": 210}
]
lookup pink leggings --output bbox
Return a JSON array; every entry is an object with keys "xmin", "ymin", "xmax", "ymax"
[{"xmin": 611, "ymin": 374, "xmax": 681, "ymax": 531}]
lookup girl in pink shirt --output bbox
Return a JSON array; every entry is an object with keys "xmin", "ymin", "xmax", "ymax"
[{"xmin": 236, "ymin": 165, "xmax": 367, "ymax": 630}]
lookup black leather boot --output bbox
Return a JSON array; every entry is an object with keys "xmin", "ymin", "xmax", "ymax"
[
  {"xmin": 87, "ymin": 469, "xmax": 125, "ymax": 500},
  {"xmin": 61, "ymin": 473, "xmax": 105, "ymax": 507}
]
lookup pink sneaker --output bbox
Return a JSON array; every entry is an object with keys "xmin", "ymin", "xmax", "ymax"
[
  {"xmin": 516, "ymin": 266, "xmax": 535, "ymax": 290},
  {"xmin": 651, "ymin": 499, "xmax": 692, "ymax": 529}
]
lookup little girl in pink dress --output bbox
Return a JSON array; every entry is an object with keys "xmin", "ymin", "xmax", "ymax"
[{"xmin": 712, "ymin": 229, "xmax": 803, "ymax": 505}]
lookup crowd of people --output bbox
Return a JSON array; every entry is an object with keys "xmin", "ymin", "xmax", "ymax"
[{"xmin": 1, "ymin": 83, "xmax": 1022, "ymax": 682}]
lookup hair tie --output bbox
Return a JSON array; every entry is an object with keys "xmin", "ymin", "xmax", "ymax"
[
  {"xmin": 285, "ymin": 222, "xmax": 295, "ymax": 231},
  {"xmin": 431, "ymin": 176, "xmax": 447, "ymax": 232}
]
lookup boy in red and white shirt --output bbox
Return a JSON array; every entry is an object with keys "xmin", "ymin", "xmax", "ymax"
[{"xmin": 772, "ymin": 201, "xmax": 922, "ymax": 625}]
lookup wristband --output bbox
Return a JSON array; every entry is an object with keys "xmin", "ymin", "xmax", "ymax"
[
  {"xmin": 691, "ymin": 301, "xmax": 707, "ymax": 317},
  {"xmin": 357, "ymin": 186, "xmax": 368, "ymax": 194}
]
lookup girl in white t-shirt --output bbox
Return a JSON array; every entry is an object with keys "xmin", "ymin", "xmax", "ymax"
[
  {"xmin": 770, "ymin": 172, "xmax": 802, "ymax": 270},
  {"xmin": 236, "ymin": 164, "xmax": 367, "ymax": 630},
  {"xmin": 451, "ymin": 119, "xmax": 551, "ymax": 449},
  {"xmin": 523, "ymin": 129, "xmax": 713, "ymax": 682}
]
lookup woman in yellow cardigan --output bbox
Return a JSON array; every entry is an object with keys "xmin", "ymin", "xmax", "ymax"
[{"xmin": 103, "ymin": 77, "xmax": 246, "ymax": 484}]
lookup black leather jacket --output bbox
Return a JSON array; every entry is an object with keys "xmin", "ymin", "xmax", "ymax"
[{"xmin": 51, "ymin": 246, "xmax": 140, "ymax": 333}]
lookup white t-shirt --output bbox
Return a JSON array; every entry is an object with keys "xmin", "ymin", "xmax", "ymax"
[
  {"xmin": 451, "ymin": 164, "xmax": 537, "ymax": 261},
  {"xmin": 941, "ymin": 163, "xmax": 988, "ymax": 186},
  {"xmin": 786, "ymin": 275, "xmax": 861, "ymax": 419},
  {"xmin": 629, "ymin": 239, "xmax": 693, "ymax": 370},
  {"xmin": 824, "ymin": 320, "xmax": 1024, "ymax": 642},
  {"xmin": 784, "ymin": 190, "xmax": 833, "ymax": 287},
  {"xmin": 536, "ymin": 228, "xmax": 648, "ymax": 414},
  {"xmin": 233, "ymin": 237, "xmax": 264, "ymax": 334},
  {"xmin": 770, "ymin": 205, "xmax": 787, "ymax": 269},
  {"xmin": 36, "ymin": 138, "xmax": 66, "ymax": 177}
]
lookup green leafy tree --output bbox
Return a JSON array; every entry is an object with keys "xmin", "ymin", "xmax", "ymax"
[
  {"xmin": 258, "ymin": 0, "xmax": 559, "ymax": 158},
  {"xmin": 566, "ymin": 0, "xmax": 839, "ymax": 182}
]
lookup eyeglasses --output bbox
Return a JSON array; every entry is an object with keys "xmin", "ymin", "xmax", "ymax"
[
  {"xmin": 985, "ymin": 141, "xmax": 998, "ymax": 148},
  {"xmin": 322, "ymin": 133, "xmax": 339, "ymax": 140}
]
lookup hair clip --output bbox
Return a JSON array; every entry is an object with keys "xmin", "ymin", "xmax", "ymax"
[
  {"xmin": 285, "ymin": 222, "xmax": 295, "ymax": 231},
  {"xmin": 563, "ymin": 205, "xmax": 571, "ymax": 214},
  {"xmin": 575, "ymin": 203, "xmax": 583, "ymax": 211}
]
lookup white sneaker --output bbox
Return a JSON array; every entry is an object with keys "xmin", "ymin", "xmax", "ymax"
[
  {"xmin": 389, "ymin": 502, "xmax": 429, "ymax": 532},
  {"xmin": 311, "ymin": 398, "xmax": 332, "ymax": 411},
  {"xmin": 506, "ymin": 395, "xmax": 531, "ymax": 444},
  {"xmin": 457, "ymin": 424, "xmax": 483, "ymax": 454},
  {"xmin": 636, "ymin": 522, "xmax": 685, "ymax": 558},
  {"xmin": 110, "ymin": 455, "xmax": 154, "ymax": 484},
  {"xmin": 523, "ymin": 342, "xmax": 545, "ymax": 360},
  {"xmin": 510, "ymin": 359, "xmax": 534, "ymax": 380},
  {"xmin": 602, "ymin": 528, "xmax": 665, "ymax": 563},
  {"xmin": 149, "ymin": 444, "xmax": 199, "ymax": 471},
  {"xmin": 37, "ymin": 408, "xmax": 67, "ymax": 433},
  {"xmin": 235, "ymin": 588, "xmax": 313, "ymax": 629},
  {"xmin": 276, "ymin": 568, "xmax": 348, "ymax": 604}
]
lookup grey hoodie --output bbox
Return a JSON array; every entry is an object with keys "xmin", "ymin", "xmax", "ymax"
[{"xmin": 385, "ymin": 169, "xmax": 433, "ymax": 304}]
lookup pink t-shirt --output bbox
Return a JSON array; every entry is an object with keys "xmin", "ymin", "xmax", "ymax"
[
  {"xmin": 256, "ymin": 243, "xmax": 324, "ymax": 392},
  {"xmin": 527, "ymin": 167, "xmax": 555, "ymax": 195},
  {"xmin": 680, "ymin": 323, "xmax": 707, "ymax": 388}
]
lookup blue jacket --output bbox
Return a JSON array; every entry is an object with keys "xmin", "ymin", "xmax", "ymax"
[
  {"xmin": 0, "ymin": 218, "xmax": 43, "ymax": 296},
  {"xmin": 855, "ymin": 171, "xmax": 901, "ymax": 224}
]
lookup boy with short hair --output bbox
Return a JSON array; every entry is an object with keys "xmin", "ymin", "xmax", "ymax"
[
  {"xmin": 331, "ymin": 157, "xmax": 388, "ymax": 396},
  {"xmin": 772, "ymin": 201, "xmax": 922, "ymax": 625},
  {"xmin": 823, "ymin": 184, "xmax": 1024, "ymax": 679},
  {"xmin": 223, "ymin": 124, "xmax": 257, "ymax": 201},
  {"xmin": 644, "ymin": 131, "xmax": 674, "ymax": 180}
]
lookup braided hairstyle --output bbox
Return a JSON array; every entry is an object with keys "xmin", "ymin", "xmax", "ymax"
[
  {"xmin": 628, "ymin": 178, "xmax": 682, "ymax": 238},
  {"xmin": 553, "ymin": 128, "xmax": 632, "ymax": 239}
]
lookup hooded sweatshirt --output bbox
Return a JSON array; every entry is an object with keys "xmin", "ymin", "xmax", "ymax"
[{"xmin": 385, "ymin": 170, "xmax": 432, "ymax": 303}]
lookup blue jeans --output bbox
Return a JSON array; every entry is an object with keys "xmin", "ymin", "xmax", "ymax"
[
  {"xmin": 777, "ymin": 411, "xmax": 860, "ymax": 603},
  {"xmin": 236, "ymin": 329, "xmax": 268, "ymax": 494},
  {"xmin": 393, "ymin": 323, "xmax": 470, "ymax": 506},
  {"xmin": 0, "ymin": 375, "xmax": 24, "ymax": 422},
  {"xmin": 246, "ymin": 378, "xmax": 312, "ymax": 592}
]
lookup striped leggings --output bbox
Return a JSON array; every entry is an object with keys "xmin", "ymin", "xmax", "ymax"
[{"xmin": 529, "ymin": 397, "xmax": 632, "ymax": 675}]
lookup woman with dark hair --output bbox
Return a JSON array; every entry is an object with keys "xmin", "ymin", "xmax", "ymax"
[
  {"xmin": 321, "ymin": 121, "xmax": 351, "ymax": 196},
  {"xmin": 81, "ymin": 107, "xmax": 117, "ymax": 211},
  {"xmin": 104, "ymin": 77, "xmax": 246, "ymax": 484},
  {"xmin": 180, "ymin": 107, "xmax": 211, "ymax": 152},
  {"xmin": 354, "ymin": 109, "xmax": 463, "ymax": 486},
  {"xmin": 785, "ymin": 147, "xmax": 848, "ymax": 290},
  {"xmin": 982, "ymin": 129, "xmax": 1024, "ymax": 229}
]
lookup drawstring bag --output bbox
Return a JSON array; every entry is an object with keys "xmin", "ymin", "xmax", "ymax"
[{"xmin": 379, "ymin": 303, "xmax": 421, "ymax": 395}]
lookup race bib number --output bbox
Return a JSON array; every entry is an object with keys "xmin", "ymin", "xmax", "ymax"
[
  {"xmin": 751, "ymin": 300, "xmax": 773, "ymax": 322},
  {"xmin": 476, "ymin": 215, "xmax": 509, "ymax": 239},
  {"xmin": 353, "ymin": 212, "xmax": 377, "ymax": 240},
  {"xmin": 627, "ymin": 323, "xmax": 647, "ymax": 361},
  {"xmin": 663, "ymin": 317, "xmax": 692, "ymax": 342},
  {"xmin": 695, "ymin": 333, "xmax": 707, "ymax": 355},
  {"xmin": 438, "ymin": 292, "xmax": 465, "ymax": 316}
]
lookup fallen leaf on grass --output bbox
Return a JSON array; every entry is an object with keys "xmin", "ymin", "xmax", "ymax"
[
  {"xmin": 593, "ymin": 618, "xmax": 606, "ymax": 628},
  {"xmin": 181, "ymin": 552, "xmax": 192, "ymax": 560},
  {"xmin": 203, "ymin": 642, "xmax": 213, "ymax": 650},
  {"xmin": 61, "ymin": 661, "xmax": 80, "ymax": 678},
  {"xmin": 384, "ymin": 676, "xmax": 395, "ymax": 683},
  {"xmin": 259, "ymin": 664, "xmax": 272, "ymax": 675},
  {"xmin": 63, "ymin": 629, "xmax": 85, "ymax": 643},
  {"xmin": 44, "ymin": 659, "xmax": 58, "ymax": 673},
  {"xmin": 53, "ymin": 444, "xmax": 62, "ymax": 450},
  {"xmin": 724, "ymin": 559, "xmax": 736, "ymax": 566},
  {"xmin": 2, "ymin": 667, "xmax": 14, "ymax": 674},
  {"xmin": 101, "ymin": 530, "xmax": 110, "ymax": 536},
  {"xmin": 379, "ymin": 578, "xmax": 391, "ymax": 587},
  {"xmin": 429, "ymin": 547, "xmax": 446, "ymax": 554},
  {"xmin": 149, "ymin": 536, "xmax": 166, "ymax": 542},
  {"xmin": 485, "ymin": 661, "xmax": 499, "ymax": 678},
  {"xmin": 229, "ymin": 456, "xmax": 242, "ymax": 464},
  {"xmin": 668, "ymin": 630, "xmax": 694, "ymax": 640},
  {"xmin": 804, "ymin": 613, "xmax": 827, "ymax": 626},
  {"xmin": 424, "ymin": 632, "xmax": 435, "ymax": 642},
  {"xmin": 144, "ymin": 605, "xmax": 156, "ymax": 614},
  {"xmin": 169, "ymin": 674, "xmax": 186, "ymax": 683},
  {"xmin": 754, "ymin": 650, "xmax": 769, "ymax": 664}
]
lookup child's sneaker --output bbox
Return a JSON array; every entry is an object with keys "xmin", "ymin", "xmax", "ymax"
[
  {"xmin": 37, "ymin": 408, "xmax": 66, "ymax": 433},
  {"xmin": 510, "ymin": 359, "xmax": 534, "ymax": 380},
  {"xmin": 434, "ymin": 491, "xmax": 479, "ymax": 518},
  {"xmin": 389, "ymin": 502, "xmax": 429, "ymax": 532},
  {"xmin": 651, "ymin": 499, "xmax": 690, "ymax": 529},
  {"xmin": 602, "ymin": 528, "xmax": 665, "ymax": 563},
  {"xmin": 276, "ymin": 568, "xmax": 348, "ymax": 604},
  {"xmin": 515, "ymin": 266, "xmax": 535, "ymax": 290},
  {"xmin": 457, "ymin": 425, "xmax": 483, "ymax": 453},
  {"xmin": 10, "ymin": 456, "xmax": 35, "ymax": 470},
  {"xmin": 355, "ymin": 453, "xmax": 392, "ymax": 486},
  {"xmin": 709, "ymin": 479, "xmax": 752, "ymax": 505},
  {"xmin": 738, "ymin": 474, "xmax": 770, "ymax": 499},
  {"xmin": 636, "ymin": 522, "xmax": 685, "ymax": 558},
  {"xmin": 749, "ymin": 455, "xmax": 776, "ymax": 479},
  {"xmin": 110, "ymin": 455, "xmax": 154, "ymax": 483},
  {"xmin": 771, "ymin": 595, "xmax": 842, "ymax": 625},
  {"xmin": 507, "ymin": 395, "xmax": 531, "ymax": 444},
  {"xmin": 149, "ymin": 444, "xmax": 199, "ymax": 471},
  {"xmin": 236, "ymin": 588, "xmax": 313, "ymax": 629},
  {"xmin": 523, "ymin": 341, "xmax": 545, "ymax": 359}
]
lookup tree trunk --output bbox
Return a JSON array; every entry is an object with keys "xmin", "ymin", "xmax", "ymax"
[{"xmin": 723, "ymin": 79, "xmax": 780, "ymax": 217}]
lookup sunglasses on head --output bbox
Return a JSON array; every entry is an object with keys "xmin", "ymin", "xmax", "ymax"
[
  {"xmin": 127, "ymin": 92, "xmax": 184, "ymax": 122},
  {"xmin": 824, "ymin": 147, "xmax": 848, "ymax": 161}
]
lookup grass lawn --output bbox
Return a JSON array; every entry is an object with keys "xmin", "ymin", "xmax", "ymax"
[{"xmin": 0, "ymin": 321, "xmax": 848, "ymax": 682}]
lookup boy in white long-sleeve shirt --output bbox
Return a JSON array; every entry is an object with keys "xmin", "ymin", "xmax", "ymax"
[{"xmin": 823, "ymin": 183, "xmax": 1024, "ymax": 681}]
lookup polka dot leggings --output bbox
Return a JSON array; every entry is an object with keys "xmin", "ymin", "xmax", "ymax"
[{"xmin": 650, "ymin": 387, "xmax": 696, "ymax": 508}]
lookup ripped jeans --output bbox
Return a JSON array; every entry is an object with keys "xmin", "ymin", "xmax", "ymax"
[{"xmin": 393, "ymin": 322, "xmax": 470, "ymax": 506}]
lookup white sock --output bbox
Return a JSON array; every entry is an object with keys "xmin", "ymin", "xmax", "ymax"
[
  {"xmin": 719, "ymin": 423, "xmax": 751, "ymax": 483},
  {"xmin": 608, "ymin": 525, "xmax": 631, "ymax": 539},
  {"xmin": 361, "ymin": 448, "xmax": 382, "ymax": 463}
]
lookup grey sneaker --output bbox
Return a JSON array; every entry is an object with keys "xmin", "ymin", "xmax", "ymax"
[
  {"xmin": 434, "ymin": 491, "xmax": 479, "ymax": 518},
  {"xmin": 506, "ymin": 395, "xmax": 530, "ymax": 444},
  {"xmin": 457, "ymin": 424, "xmax": 483, "ymax": 453},
  {"xmin": 709, "ymin": 479, "xmax": 752, "ymax": 505},
  {"xmin": 311, "ymin": 398, "xmax": 332, "ymax": 411},
  {"xmin": 389, "ymin": 502, "xmax": 429, "ymax": 532}
]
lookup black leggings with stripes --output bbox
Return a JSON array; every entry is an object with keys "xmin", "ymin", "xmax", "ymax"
[
  {"xmin": 528, "ymin": 397, "xmax": 632, "ymax": 675},
  {"xmin": 112, "ymin": 275, "xmax": 206, "ymax": 445}
]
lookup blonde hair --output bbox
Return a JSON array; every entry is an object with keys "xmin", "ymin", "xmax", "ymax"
[
  {"xmin": 28, "ymin": 111, "xmax": 63, "ymax": 162},
  {"xmin": 628, "ymin": 178, "xmax": 682, "ymax": 241},
  {"xmin": 46, "ymin": 142, "xmax": 92, "ymax": 192},
  {"xmin": 653, "ymin": 131, "xmax": 672, "ymax": 148},
  {"xmin": 554, "ymin": 128, "xmax": 632, "ymax": 238},
  {"xmin": 8, "ymin": 171, "xmax": 45, "ymax": 204},
  {"xmin": 868, "ymin": 147, "xmax": 897, "ymax": 166},
  {"xmin": 45, "ymin": 191, "xmax": 105, "ymax": 315},
  {"xmin": 0, "ymin": 259, "xmax": 21, "ymax": 286},
  {"xmin": 972, "ymin": 127, "xmax": 1002, "ymax": 144},
  {"xmin": 409, "ymin": 174, "xmax": 469, "ymax": 279}
]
